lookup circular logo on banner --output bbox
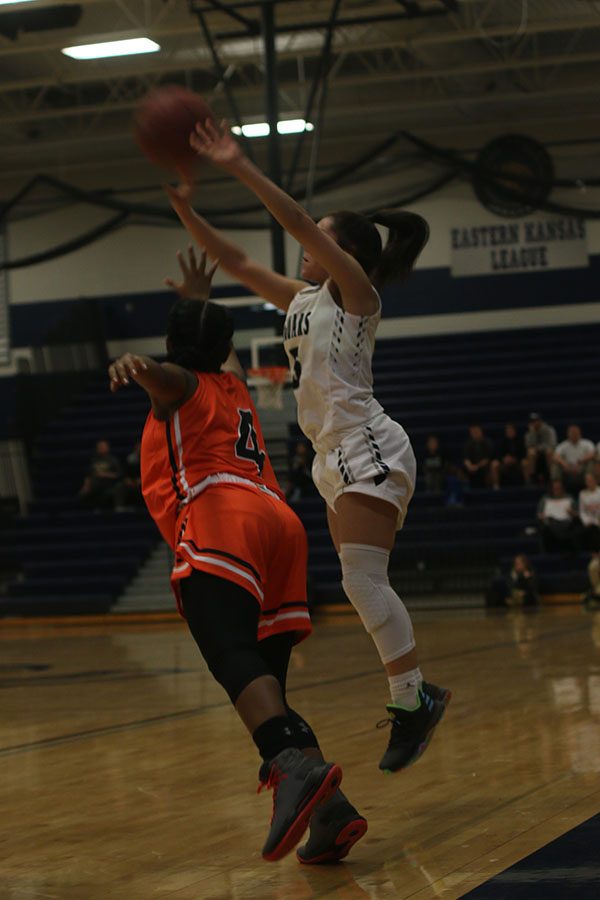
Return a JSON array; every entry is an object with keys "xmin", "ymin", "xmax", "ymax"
[{"xmin": 473, "ymin": 135, "xmax": 554, "ymax": 218}]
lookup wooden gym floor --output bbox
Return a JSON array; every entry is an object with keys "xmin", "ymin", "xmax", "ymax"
[{"xmin": 2, "ymin": 605, "xmax": 600, "ymax": 899}]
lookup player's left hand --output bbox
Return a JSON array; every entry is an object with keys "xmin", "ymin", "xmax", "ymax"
[
  {"xmin": 164, "ymin": 246, "xmax": 219, "ymax": 300},
  {"xmin": 109, "ymin": 353, "xmax": 148, "ymax": 392}
]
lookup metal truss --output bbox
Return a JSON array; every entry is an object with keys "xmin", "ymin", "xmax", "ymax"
[{"xmin": 0, "ymin": 0, "xmax": 599, "ymax": 185}]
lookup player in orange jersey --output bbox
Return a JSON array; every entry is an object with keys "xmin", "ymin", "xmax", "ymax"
[{"xmin": 108, "ymin": 251, "xmax": 364, "ymax": 863}]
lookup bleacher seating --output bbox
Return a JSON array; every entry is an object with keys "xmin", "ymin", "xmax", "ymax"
[
  {"xmin": 1, "ymin": 322, "xmax": 598, "ymax": 616},
  {"xmin": 289, "ymin": 322, "xmax": 600, "ymax": 605},
  {"xmin": 0, "ymin": 376, "xmax": 159, "ymax": 615}
]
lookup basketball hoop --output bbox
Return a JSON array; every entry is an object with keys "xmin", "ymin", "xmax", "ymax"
[{"xmin": 248, "ymin": 366, "xmax": 289, "ymax": 410}]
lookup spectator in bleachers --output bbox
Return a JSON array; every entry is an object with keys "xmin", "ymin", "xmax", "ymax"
[
  {"xmin": 578, "ymin": 472, "xmax": 600, "ymax": 552},
  {"xmin": 115, "ymin": 441, "xmax": 143, "ymax": 511},
  {"xmin": 78, "ymin": 439, "xmax": 121, "ymax": 510},
  {"xmin": 537, "ymin": 479, "xmax": 578, "ymax": 554},
  {"xmin": 422, "ymin": 434, "xmax": 445, "ymax": 494},
  {"xmin": 490, "ymin": 422, "xmax": 525, "ymax": 489},
  {"xmin": 285, "ymin": 441, "xmax": 314, "ymax": 503},
  {"xmin": 422, "ymin": 434, "xmax": 464, "ymax": 506},
  {"xmin": 522, "ymin": 413, "xmax": 557, "ymax": 485},
  {"xmin": 551, "ymin": 424, "xmax": 596, "ymax": 492},
  {"xmin": 463, "ymin": 424, "xmax": 494, "ymax": 489}
]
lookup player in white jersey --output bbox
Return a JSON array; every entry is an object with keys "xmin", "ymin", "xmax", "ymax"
[{"xmin": 166, "ymin": 120, "xmax": 449, "ymax": 787}]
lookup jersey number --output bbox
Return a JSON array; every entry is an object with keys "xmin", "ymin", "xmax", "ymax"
[
  {"xmin": 289, "ymin": 347, "xmax": 302, "ymax": 390},
  {"xmin": 235, "ymin": 409, "xmax": 265, "ymax": 475}
]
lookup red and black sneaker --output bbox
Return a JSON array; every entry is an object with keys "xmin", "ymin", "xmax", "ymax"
[
  {"xmin": 258, "ymin": 748, "xmax": 343, "ymax": 862},
  {"xmin": 296, "ymin": 791, "xmax": 367, "ymax": 865}
]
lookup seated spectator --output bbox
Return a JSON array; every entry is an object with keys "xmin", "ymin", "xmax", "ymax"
[
  {"xmin": 78, "ymin": 439, "xmax": 121, "ymax": 510},
  {"xmin": 551, "ymin": 424, "xmax": 596, "ymax": 491},
  {"xmin": 285, "ymin": 441, "xmax": 314, "ymax": 503},
  {"xmin": 491, "ymin": 422, "xmax": 525, "ymax": 489},
  {"xmin": 507, "ymin": 555, "xmax": 538, "ymax": 608},
  {"xmin": 463, "ymin": 424, "xmax": 494, "ymax": 489},
  {"xmin": 537, "ymin": 479, "xmax": 578, "ymax": 554},
  {"xmin": 485, "ymin": 554, "xmax": 538, "ymax": 609},
  {"xmin": 115, "ymin": 441, "xmax": 143, "ymax": 511},
  {"xmin": 579, "ymin": 472, "xmax": 600, "ymax": 552},
  {"xmin": 522, "ymin": 413, "xmax": 557, "ymax": 485}
]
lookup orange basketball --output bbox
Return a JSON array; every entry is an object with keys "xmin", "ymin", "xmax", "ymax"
[{"xmin": 134, "ymin": 85, "xmax": 215, "ymax": 175}]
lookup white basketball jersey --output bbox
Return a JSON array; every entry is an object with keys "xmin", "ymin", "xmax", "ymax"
[{"xmin": 282, "ymin": 282, "xmax": 384, "ymax": 453}]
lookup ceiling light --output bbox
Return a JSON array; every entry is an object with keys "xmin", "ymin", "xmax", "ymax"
[
  {"xmin": 0, "ymin": 1, "xmax": 37, "ymax": 5},
  {"xmin": 232, "ymin": 119, "xmax": 314, "ymax": 138},
  {"xmin": 62, "ymin": 38, "xmax": 160, "ymax": 60},
  {"xmin": 277, "ymin": 119, "xmax": 314, "ymax": 135}
]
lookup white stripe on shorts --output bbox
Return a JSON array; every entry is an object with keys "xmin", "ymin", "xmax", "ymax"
[{"xmin": 177, "ymin": 541, "xmax": 264, "ymax": 601}]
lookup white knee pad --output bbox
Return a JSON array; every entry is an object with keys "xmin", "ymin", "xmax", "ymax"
[{"xmin": 340, "ymin": 543, "xmax": 415, "ymax": 664}]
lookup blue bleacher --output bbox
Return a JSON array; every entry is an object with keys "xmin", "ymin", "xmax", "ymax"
[
  {"xmin": 1, "ymin": 322, "xmax": 598, "ymax": 615},
  {"xmin": 0, "ymin": 378, "xmax": 160, "ymax": 616}
]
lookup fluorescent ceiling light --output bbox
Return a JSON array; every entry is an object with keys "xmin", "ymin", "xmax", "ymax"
[
  {"xmin": 233, "ymin": 122, "xmax": 270, "ymax": 138},
  {"xmin": 232, "ymin": 119, "xmax": 314, "ymax": 138},
  {"xmin": 277, "ymin": 118, "xmax": 314, "ymax": 135},
  {"xmin": 0, "ymin": 1, "xmax": 37, "ymax": 5},
  {"xmin": 62, "ymin": 38, "xmax": 160, "ymax": 60}
]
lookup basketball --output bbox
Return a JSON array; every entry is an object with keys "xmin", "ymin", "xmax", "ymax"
[{"xmin": 133, "ymin": 85, "xmax": 215, "ymax": 174}]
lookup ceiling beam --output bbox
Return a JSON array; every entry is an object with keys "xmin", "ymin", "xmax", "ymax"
[
  {"xmin": 2, "ymin": 76, "xmax": 599, "ymax": 127},
  {"xmin": 0, "ymin": 12, "xmax": 599, "ymax": 59},
  {"xmin": 3, "ymin": 46, "xmax": 600, "ymax": 114},
  {"xmin": 2, "ymin": 31, "xmax": 600, "ymax": 98}
]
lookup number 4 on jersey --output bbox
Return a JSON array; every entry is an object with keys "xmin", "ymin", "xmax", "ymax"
[{"xmin": 235, "ymin": 409, "xmax": 266, "ymax": 475}]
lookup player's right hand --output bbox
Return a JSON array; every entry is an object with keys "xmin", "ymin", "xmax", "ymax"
[
  {"xmin": 108, "ymin": 353, "xmax": 148, "ymax": 392},
  {"xmin": 190, "ymin": 118, "xmax": 243, "ymax": 168}
]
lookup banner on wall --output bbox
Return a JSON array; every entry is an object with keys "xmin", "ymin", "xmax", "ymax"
[{"xmin": 450, "ymin": 217, "xmax": 588, "ymax": 277}]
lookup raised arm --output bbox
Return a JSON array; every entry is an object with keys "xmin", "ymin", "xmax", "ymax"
[
  {"xmin": 165, "ymin": 184, "xmax": 305, "ymax": 312},
  {"xmin": 165, "ymin": 248, "xmax": 246, "ymax": 383},
  {"xmin": 189, "ymin": 120, "xmax": 378, "ymax": 316},
  {"xmin": 109, "ymin": 353, "xmax": 197, "ymax": 418}
]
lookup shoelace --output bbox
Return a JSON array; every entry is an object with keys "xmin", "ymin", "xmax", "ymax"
[
  {"xmin": 257, "ymin": 764, "xmax": 288, "ymax": 824},
  {"xmin": 376, "ymin": 716, "xmax": 395, "ymax": 730}
]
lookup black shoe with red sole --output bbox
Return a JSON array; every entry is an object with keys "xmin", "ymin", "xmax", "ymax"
[
  {"xmin": 296, "ymin": 791, "xmax": 367, "ymax": 865},
  {"xmin": 259, "ymin": 748, "xmax": 343, "ymax": 862}
]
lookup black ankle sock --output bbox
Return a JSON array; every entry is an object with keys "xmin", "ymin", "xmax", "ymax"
[
  {"xmin": 286, "ymin": 706, "xmax": 321, "ymax": 752},
  {"xmin": 252, "ymin": 715, "xmax": 297, "ymax": 761}
]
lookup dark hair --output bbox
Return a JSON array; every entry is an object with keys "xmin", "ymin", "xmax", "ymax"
[
  {"xmin": 328, "ymin": 208, "xmax": 429, "ymax": 289},
  {"xmin": 166, "ymin": 299, "xmax": 234, "ymax": 373}
]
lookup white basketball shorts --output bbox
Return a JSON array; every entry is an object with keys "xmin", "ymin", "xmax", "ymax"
[{"xmin": 311, "ymin": 413, "xmax": 416, "ymax": 529}]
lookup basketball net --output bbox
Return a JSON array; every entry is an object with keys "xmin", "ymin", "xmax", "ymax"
[{"xmin": 248, "ymin": 366, "xmax": 288, "ymax": 410}]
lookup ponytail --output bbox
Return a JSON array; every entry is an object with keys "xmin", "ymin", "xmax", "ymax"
[
  {"xmin": 328, "ymin": 208, "xmax": 429, "ymax": 290},
  {"xmin": 369, "ymin": 209, "xmax": 429, "ymax": 288}
]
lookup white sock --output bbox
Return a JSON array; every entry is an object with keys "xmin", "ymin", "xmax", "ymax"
[{"xmin": 388, "ymin": 667, "xmax": 422, "ymax": 709}]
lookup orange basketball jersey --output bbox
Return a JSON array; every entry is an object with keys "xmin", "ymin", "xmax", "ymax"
[{"xmin": 141, "ymin": 372, "xmax": 284, "ymax": 547}]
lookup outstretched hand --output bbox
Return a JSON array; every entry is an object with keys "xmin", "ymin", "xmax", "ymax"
[
  {"xmin": 108, "ymin": 353, "xmax": 148, "ymax": 392},
  {"xmin": 164, "ymin": 246, "xmax": 219, "ymax": 300},
  {"xmin": 189, "ymin": 118, "xmax": 244, "ymax": 168}
]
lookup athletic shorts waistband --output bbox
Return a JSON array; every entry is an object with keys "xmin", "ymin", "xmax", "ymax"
[{"xmin": 182, "ymin": 472, "xmax": 282, "ymax": 506}]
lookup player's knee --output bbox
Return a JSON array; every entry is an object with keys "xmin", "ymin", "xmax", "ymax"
[
  {"xmin": 203, "ymin": 644, "xmax": 265, "ymax": 704},
  {"xmin": 340, "ymin": 544, "xmax": 392, "ymax": 634}
]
